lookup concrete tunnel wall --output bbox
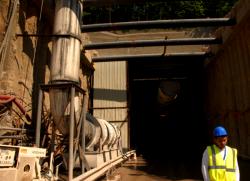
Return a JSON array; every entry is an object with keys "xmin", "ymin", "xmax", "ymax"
[{"xmin": 204, "ymin": 0, "xmax": 250, "ymax": 158}]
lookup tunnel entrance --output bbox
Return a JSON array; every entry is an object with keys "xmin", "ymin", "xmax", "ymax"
[{"xmin": 128, "ymin": 56, "xmax": 209, "ymax": 179}]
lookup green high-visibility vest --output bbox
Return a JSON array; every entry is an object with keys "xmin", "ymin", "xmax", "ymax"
[{"xmin": 207, "ymin": 145, "xmax": 237, "ymax": 181}]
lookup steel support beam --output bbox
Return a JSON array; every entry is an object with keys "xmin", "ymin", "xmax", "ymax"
[
  {"xmin": 132, "ymin": 77, "xmax": 187, "ymax": 81},
  {"xmin": 90, "ymin": 106, "xmax": 128, "ymax": 110},
  {"xmin": 84, "ymin": 0, "xmax": 171, "ymax": 6},
  {"xmin": 84, "ymin": 0, "xmax": 204, "ymax": 7},
  {"xmin": 69, "ymin": 86, "xmax": 76, "ymax": 181},
  {"xmin": 81, "ymin": 93, "xmax": 88, "ymax": 173},
  {"xmin": 81, "ymin": 18, "xmax": 235, "ymax": 32},
  {"xmin": 92, "ymin": 52, "xmax": 208, "ymax": 62},
  {"xmin": 35, "ymin": 88, "xmax": 43, "ymax": 147},
  {"xmin": 36, "ymin": 82, "xmax": 86, "ymax": 180},
  {"xmin": 84, "ymin": 38, "xmax": 221, "ymax": 50}
]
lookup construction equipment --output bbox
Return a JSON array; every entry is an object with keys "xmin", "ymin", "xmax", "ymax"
[{"xmin": 0, "ymin": 145, "xmax": 46, "ymax": 181}]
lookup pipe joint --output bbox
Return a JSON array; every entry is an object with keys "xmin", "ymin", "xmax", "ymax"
[{"xmin": 53, "ymin": 32, "xmax": 82, "ymax": 44}]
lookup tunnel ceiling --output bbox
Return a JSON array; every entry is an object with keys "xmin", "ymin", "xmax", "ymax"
[
  {"xmin": 129, "ymin": 55, "xmax": 206, "ymax": 80},
  {"xmin": 86, "ymin": 18, "xmax": 235, "ymax": 80},
  {"xmin": 86, "ymin": 19, "xmax": 235, "ymax": 80}
]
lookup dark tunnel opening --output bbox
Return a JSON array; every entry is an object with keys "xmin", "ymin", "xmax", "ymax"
[{"xmin": 128, "ymin": 57, "xmax": 209, "ymax": 179}]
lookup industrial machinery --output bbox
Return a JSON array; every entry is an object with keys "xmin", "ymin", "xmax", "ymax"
[
  {"xmin": 0, "ymin": 92, "xmax": 127, "ymax": 180},
  {"xmin": 84, "ymin": 116, "xmax": 122, "ymax": 168},
  {"xmin": 0, "ymin": 145, "xmax": 46, "ymax": 181}
]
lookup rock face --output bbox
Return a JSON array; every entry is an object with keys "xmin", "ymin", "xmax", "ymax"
[
  {"xmin": 0, "ymin": 0, "xmax": 8, "ymax": 42},
  {"xmin": 0, "ymin": 1, "xmax": 51, "ymax": 101},
  {"xmin": 0, "ymin": 1, "xmax": 53, "ymax": 143}
]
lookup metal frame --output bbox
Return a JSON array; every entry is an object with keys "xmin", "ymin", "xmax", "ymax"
[{"xmin": 35, "ymin": 81, "xmax": 86, "ymax": 180}]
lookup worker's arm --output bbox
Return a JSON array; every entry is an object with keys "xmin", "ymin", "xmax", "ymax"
[{"xmin": 201, "ymin": 148, "xmax": 210, "ymax": 181}]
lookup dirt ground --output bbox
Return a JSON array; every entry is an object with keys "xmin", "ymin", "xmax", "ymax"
[{"xmin": 99, "ymin": 157, "xmax": 202, "ymax": 181}]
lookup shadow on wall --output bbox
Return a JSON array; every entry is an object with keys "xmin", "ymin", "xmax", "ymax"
[
  {"xmin": 17, "ymin": 0, "xmax": 53, "ymax": 128},
  {"xmin": 238, "ymin": 158, "xmax": 250, "ymax": 181},
  {"xmin": 94, "ymin": 88, "xmax": 127, "ymax": 102},
  {"xmin": 18, "ymin": 0, "xmax": 37, "ymax": 64}
]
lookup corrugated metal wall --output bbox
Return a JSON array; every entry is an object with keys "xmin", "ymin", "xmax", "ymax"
[
  {"xmin": 205, "ymin": 0, "xmax": 250, "ymax": 157},
  {"xmin": 93, "ymin": 61, "xmax": 129, "ymax": 149}
]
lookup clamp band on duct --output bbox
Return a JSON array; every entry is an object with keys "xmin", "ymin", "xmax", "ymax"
[{"xmin": 53, "ymin": 33, "xmax": 82, "ymax": 44}]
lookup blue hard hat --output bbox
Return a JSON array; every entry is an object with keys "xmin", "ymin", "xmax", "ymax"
[{"xmin": 213, "ymin": 126, "xmax": 228, "ymax": 137}]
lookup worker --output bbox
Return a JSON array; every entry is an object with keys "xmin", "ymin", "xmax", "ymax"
[{"xmin": 201, "ymin": 126, "xmax": 240, "ymax": 181}]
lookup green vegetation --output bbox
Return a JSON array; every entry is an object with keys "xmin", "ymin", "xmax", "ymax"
[{"xmin": 82, "ymin": 0, "xmax": 238, "ymax": 24}]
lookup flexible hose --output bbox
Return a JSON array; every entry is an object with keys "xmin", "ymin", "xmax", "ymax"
[{"xmin": 0, "ymin": 95, "xmax": 32, "ymax": 124}]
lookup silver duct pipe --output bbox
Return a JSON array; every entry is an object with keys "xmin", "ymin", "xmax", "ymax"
[
  {"xmin": 50, "ymin": 0, "xmax": 82, "ymax": 82},
  {"xmin": 85, "ymin": 114, "xmax": 121, "ymax": 151},
  {"xmin": 81, "ymin": 18, "xmax": 236, "ymax": 32},
  {"xmin": 92, "ymin": 52, "xmax": 208, "ymax": 62},
  {"xmin": 84, "ymin": 38, "xmax": 222, "ymax": 50},
  {"xmin": 49, "ymin": 0, "xmax": 82, "ymax": 134}
]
